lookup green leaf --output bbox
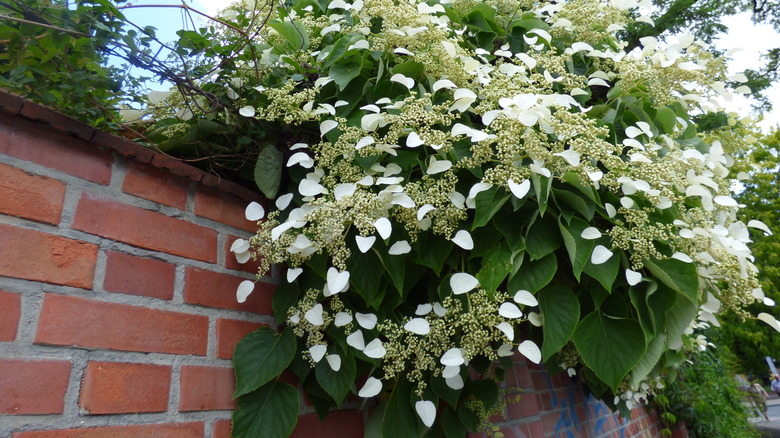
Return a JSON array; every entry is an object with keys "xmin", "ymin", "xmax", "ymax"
[
  {"xmin": 629, "ymin": 333, "xmax": 666, "ymax": 388},
  {"xmin": 441, "ymin": 406, "xmax": 466, "ymax": 438},
  {"xmin": 254, "ymin": 146, "xmax": 284, "ymax": 199},
  {"xmin": 315, "ymin": 351, "xmax": 356, "ymax": 405},
  {"xmin": 558, "ymin": 217, "xmax": 594, "ymax": 280},
  {"xmin": 531, "ymin": 173, "xmax": 552, "ymax": 216},
  {"xmin": 476, "ymin": 241, "xmax": 513, "ymax": 293},
  {"xmin": 382, "ymin": 379, "xmax": 420, "ymax": 437},
  {"xmin": 232, "ymin": 380, "xmax": 299, "ymax": 438},
  {"xmin": 413, "ymin": 231, "xmax": 454, "ymax": 275},
  {"xmin": 268, "ymin": 19, "xmax": 310, "ymax": 51},
  {"xmin": 508, "ymin": 252, "xmax": 556, "ymax": 294},
  {"xmin": 391, "ymin": 60, "xmax": 425, "ymax": 78},
  {"xmin": 582, "ymin": 247, "xmax": 619, "ymax": 291},
  {"xmin": 348, "ymin": 250, "xmax": 386, "ymax": 308},
  {"xmin": 525, "ymin": 217, "xmax": 561, "ymax": 260},
  {"xmin": 472, "ymin": 187, "xmax": 510, "ymax": 229},
  {"xmin": 654, "ymin": 106, "xmax": 677, "ymax": 134},
  {"xmin": 643, "ymin": 258, "xmax": 700, "ymax": 305},
  {"xmin": 272, "ymin": 280, "xmax": 301, "ymax": 325},
  {"xmin": 466, "ymin": 379, "xmax": 499, "ymax": 408},
  {"xmin": 329, "ymin": 58, "xmax": 362, "ymax": 90},
  {"xmin": 573, "ymin": 311, "xmax": 646, "ymax": 391},
  {"xmin": 664, "ymin": 291, "xmax": 698, "ymax": 347},
  {"xmin": 431, "ymin": 375, "xmax": 461, "ymax": 407},
  {"xmin": 233, "ymin": 327, "xmax": 297, "ymax": 398},
  {"xmin": 538, "ymin": 285, "xmax": 580, "ymax": 361}
]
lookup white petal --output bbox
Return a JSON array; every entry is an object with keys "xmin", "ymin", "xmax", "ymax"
[
  {"xmin": 528, "ymin": 312, "xmax": 542, "ymax": 327},
  {"xmin": 299, "ymin": 179, "xmax": 327, "ymax": 197},
  {"xmin": 390, "ymin": 73, "xmax": 415, "ymax": 89},
  {"xmin": 347, "ymin": 330, "xmax": 366, "ymax": 350},
  {"xmin": 581, "ymin": 227, "xmax": 601, "ymax": 240},
  {"xmin": 363, "ymin": 339, "xmax": 386, "ymax": 358},
  {"xmin": 326, "ymin": 354, "xmax": 342, "ymax": 371},
  {"xmin": 442, "ymin": 365, "xmax": 459, "ymax": 378},
  {"xmin": 445, "ymin": 374, "xmax": 465, "ymax": 389},
  {"xmin": 287, "ymin": 152, "xmax": 314, "ymax": 168},
  {"xmin": 356, "ymin": 312, "xmax": 378, "ymax": 330},
  {"xmin": 671, "ymin": 252, "xmax": 693, "ymax": 263},
  {"xmin": 334, "ymin": 312, "xmax": 353, "ymax": 327},
  {"xmin": 748, "ymin": 220, "xmax": 772, "ymax": 236},
  {"xmin": 713, "ymin": 195, "xmax": 738, "ymax": 207},
  {"xmin": 415, "ymin": 400, "xmax": 437, "ymax": 427},
  {"xmin": 415, "ymin": 304, "xmax": 433, "ymax": 315},
  {"xmin": 758, "ymin": 313, "xmax": 780, "ymax": 333},
  {"xmin": 358, "ymin": 377, "xmax": 383, "ymax": 397},
  {"xmin": 388, "ymin": 240, "xmax": 412, "ymax": 255},
  {"xmin": 591, "ymin": 245, "xmax": 613, "ymax": 265},
  {"xmin": 626, "ymin": 269, "xmax": 642, "ymax": 286},
  {"xmin": 451, "ymin": 230, "xmax": 474, "ymax": 250},
  {"xmin": 320, "ymin": 119, "xmax": 338, "ymax": 136},
  {"xmin": 234, "ymin": 251, "xmax": 251, "ymax": 264},
  {"xmin": 432, "ymin": 79, "xmax": 457, "ymax": 91},
  {"xmin": 513, "ymin": 290, "xmax": 538, "ymax": 306},
  {"xmin": 356, "ymin": 235, "xmax": 376, "ymax": 253},
  {"xmin": 304, "ymin": 304, "xmax": 324, "ymax": 326},
  {"xmin": 605, "ymin": 203, "xmax": 617, "ymax": 218},
  {"xmin": 245, "ymin": 202, "xmax": 265, "ymax": 221},
  {"xmin": 236, "ymin": 280, "xmax": 254, "ymax": 303},
  {"xmin": 275, "ymin": 193, "xmax": 294, "ymax": 210},
  {"xmin": 426, "ymin": 158, "xmax": 452, "ymax": 174},
  {"xmin": 497, "ymin": 343, "xmax": 514, "ymax": 357},
  {"xmin": 309, "ymin": 345, "xmax": 327, "ymax": 362},
  {"xmin": 231, "ymin": 238, "xmax": 250, "ymax": 254},
  {"xmin": 334, "ymin": 183, "xmax": 357, "ymax": 201},
  {"xmin": 417, "ymin": 204, "xmax": 436, "ymax": 221},
  {"xmin": 518, "ymin": 340, "xmax": 542, "ymax": 364},
  {"xmin": 374, "ymin": 217, "xmax": 392, "ymax": 240},
  {"xmin": 507, "ymin": 179, "xmax": 531, "ymax": 199},
  {"xmin": 356, "ymin": 136, "xmax": 375, "ymax": 149},
  {"xmin": 433, "ymin": 302, "xmax": 447, "ymax": 317},
  {"xmin": 554, "ymin": 149, "xmax": 580, "ymax": 167},
  {"xmin": 327, "ymin": 267, "xmax": 350, "ymax": 294},
  {"xmin": 404, "ymin": 318, "xmax": 431, "ymax": 335},
  {"xmin": 440, "ymin": 348, "xmax": 465, "ymax": 366},
  {"xmin": 495, "ymin": 321, "xmax": 515, "ymax": 341},
  {"xmin": 450, "ymin": 273, "xmax": 479, "ymax": 294},
  {"xmin": 406, "ymin": 132, "xmax": 424, "ymax": 147},
  {"xmin": 287, "ymin": 267, "xmax": 303, "ymax": 283},
  {"xmin": 239, "ymin": 106, "xmax": 255, "ymax": 117},
  {"xmin": 499, "ymin": 302, "xmax": 523, "ymax": 319}
]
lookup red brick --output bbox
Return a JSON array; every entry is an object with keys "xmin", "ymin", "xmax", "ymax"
[
  {"xmin": 216, "ymin": 318, "xmax": 265, "ymax": 359},
  {"xmin": 0, "ymin": 224, "xmax": 97, "ymax": 289},
  {"xmin": 104, "ymin": 251, "xmax": 175, "ymax": 300},
  {"xmin": 3, "ymin": 117, "xmax": 112, "ymax": 184},
  {"xmin": 91, "ymin": 130, "xmax": 155, "ymax": 164},
  {"xmin": 11, "ymin": 423, "xmax": 204, "ymax": 438},
  {"xmin": 527, "ymin": 421, "xmax": 545, "ymax": 437},
  {"xmin": 212, "ymin": 420, "xmax": 232, "ymax": 438},
  {"xmin": 72, "ymin": 192, "xmax": 217, "ymax": 263},
  {"xmin": 184, "ymin": 267, "xmax": 273, "ymax": 313},
  {"xmin": 151, "ymin": 153, "xmax": 206, "ymax": 182},
  {"xmin": 291, "ymin": 411, "xmax": 364, "ymax": 438},
  {"xmin": 224, "ymin": 234, "xmax": 263, "ymax": 275},
  {"xmin": 0, "ymin": 163, "xmax": 66, "ymax": 224},
  {"xmin": 36, "ymin": 294, "xmax": 208, "ymax": 355},
  {"xmin": 0, "ymin": 359, "xmax": 71, "ymax": 414},
  {"xmin": 19, "ymin": 101, "xmax": 96, "ymax": 141},
  {"xmin": 179, "ymin": 366, "xmax": 235, "ymax": 411},
  {"xmin": 123, "ymin": 161, "xmax": 189, "ymax": 210},
  {"xmin": 0, "ymin": 290, "xmax": 20, "ymax": 341},
  {"xmin": 195, "ymin": 187, "xmax": 263, "ymax": 232},
  {"xmin": 497, "ymin": 423, "xmax": 530, "ymax": 438},
  {"xmin": 80, "ymin": 361, "xmax": 171, "ymax": 414},
  {"xmin": 0, "ymin": 91, "xmax": 24, "ymax": 114},
  {"xmin": 507, "ymin": 392, "xmax": 542, "ymax": 419}
]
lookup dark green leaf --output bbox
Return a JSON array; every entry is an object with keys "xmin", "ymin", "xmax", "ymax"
[
  {"xmin": 582, "ymin": 247, "xmax": 619, "ymax": 291},
  {"xmin": 232, "ymin": 380, "xmax": 299, "ymax": 438},
  {"xmin": 315, "ymin": 351, "xmax": 356, "ymax": 405},
  {"xmin": 573, "ymin": 311, "xmax": 646, "ymax": 390},
  {"xmin": 268, "ymin": 19, "xmax": 310, "ymax": 51},
  {"xmin": 382, "ymin": 379, "xmax": 419, "ymax": 437},
  {"xmin": 643, "ymin": 257, "xmax": 700, "ymax": 305},
  {"xmin": 558, "ymin": 217, "xmax": 594, "ymax": 280},
  {"xmin": 525, "ymin": 217, "xmax": 561, "ymax": 260},
  {"xmin": 441, "ymin": 406, "xmax": 466, "ymax": 438},
  {"xmin": 476, "ymin": 241, "xmax": 513, "ymax": 292},
  {"xmin": 272, "ymin": 279, "xmax": 301, "ymax": 325},
  {"xmin": 472, "ymin": 187, "xmax": 510, "ymax": 229},
  {"xmin": 538, "ymin": 285, "xmax": 580, "ymax": 361},
  {"xmin": 508, "ymin": 252, "xmax": 556, "ymax": 294},
  {"xmin": 254, "ymin": 146, "xmax": 284, "ymax": 199},
  {"xmin": 431, "ymin": 375, "xmax": 461, "ymax": 407},
  {"xmin": 233, "ymin": 327, "xmax": 297, "ymax": 398}
]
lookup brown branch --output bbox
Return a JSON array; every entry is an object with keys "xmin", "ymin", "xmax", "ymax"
[{"xmin": 0, "ymin": 13, "xmax": 89, "ymax": 37}]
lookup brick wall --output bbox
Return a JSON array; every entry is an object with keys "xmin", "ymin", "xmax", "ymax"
[{"xmin": 0, "ymin": 92, "xmax": 684, "ymax": 438}]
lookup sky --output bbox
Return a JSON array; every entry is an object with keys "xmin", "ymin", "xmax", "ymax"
[{"xmin": 120, "ymin": 0, "xmax": 780, "ymax": 132}]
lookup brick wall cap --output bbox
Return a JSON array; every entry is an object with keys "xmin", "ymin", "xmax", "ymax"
[{"xmin": 0, "ymin": 90, "xmax": 259, "ymax": 201}]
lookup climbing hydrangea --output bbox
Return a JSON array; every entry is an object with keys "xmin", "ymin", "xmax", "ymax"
[{"xmin": 206, "ymin": 0, "xmax": 777, "ymax": 435}]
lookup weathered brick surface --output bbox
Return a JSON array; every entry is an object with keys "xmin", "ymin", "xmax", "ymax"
[
  {"xmin": 2, "ymin": 117, "xmax": 112, "ymax": 184},
  {"xmin": 0, "ymin": 162, "xmax": 66, "ymax": 224},
  {"xmin": 103, "ymin": 251, "xmax": 175, "ymax": 300},
  {"xmin": 122, "ymin": 161, "xmax": 189, "ymax": 210},
  {"xmin": 11, "ymin": 423, "xmax": 204, "ymax": 438},
  {"xmin": 212, "ymin": 420, "xmax": 232, "ymax": 438},
  {"xmin": 216, "ymin": 318, "xmax": 265, "ymax": 359},
  {"xmin": 80, "ymin": 361, "xmax": 171, "ymax": 414},
  {"xmin": 194, "ymin": 187, "xmax": 261, "ymax": 232},
  {"xmin": 0, "ymin": 290, "xmax": 21, "ymax": 341},
  {"xmin": 183, "ymin": 267, "xmax": 274, "ymax": 313},
  {"xmin": 72, "ymin": 192, "xmax": 218, "ymax": 263},
  {"xmin": 291, "ymin": 411, "xmax": 364, "ymax": 438},
  {"xmin": 178, "ymin": 366, "xmax": 235, "ymax": 411},
  {"xmin": 0, "ymin": 224, "xmax": 98, "ymax": 289},
  {"xmin": 0, "ymin": 359, "xmax": 72, "ymax": 415},
  {"xmin": 36, "ymin": 294, "xmax": 208, "ymax": 355}
]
